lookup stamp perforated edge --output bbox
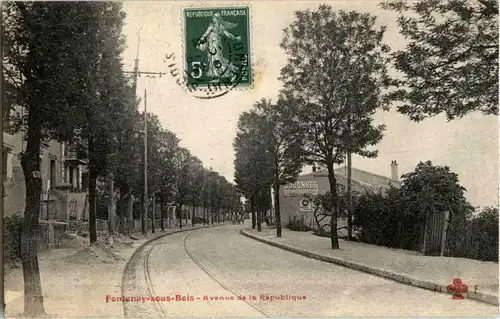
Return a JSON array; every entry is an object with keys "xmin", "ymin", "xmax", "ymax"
[{"xmin": 179, "ymin": 2, "xmax": 255, "ymax": 94}]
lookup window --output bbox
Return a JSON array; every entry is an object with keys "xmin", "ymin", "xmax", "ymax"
[{"xmin": 50, "ymin": 159, "xmax": 56, "ymax": 189}]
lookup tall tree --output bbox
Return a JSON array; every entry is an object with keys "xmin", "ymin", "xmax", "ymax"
[
  {"xmin": 252, "ymin": 98, "xmax": 303, "ymax": 237},
  {"xmin": 113, "ymin": 88, "xmax": 140, "ymax": 234},
  {"xmin": 2, "ymin": 2, "xmax": 126, "ymax": 314},
  {"xmin": 280, "ymin": 6, "xmax": 391, "ymax": 248},
  {"xmin": 201, "ymin": 168, "xmax": 211, "ymax": 224},
  {"xmin": 382, "ymin": 0, "xmax": 498, "ymax": 121},
  {"xmin": 83, "ymin": 2, "xmax": 128, "ymax": 243},
  {"xmin": 234, "ymin": 111, "xmax": 274, "ymax": 231},
  {"xmin": 156, "ymin": 130, "xmax": 180, "ymax": 231},
  {"xmin": 132, "ymin": 113, "xmax": 164, "ymax": 234},
  {"xmin": 188, "ymin": 156, "xmax": 204, "ymax": 226},
  {"xmin": 173, "ymin": 147, "xmax": 192, "ymax": 228}
]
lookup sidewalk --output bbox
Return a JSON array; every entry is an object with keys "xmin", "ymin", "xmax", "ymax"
[
  {"xmin": 241, "ymin": 227, "xmax": 499, "ymax": 306},
  {"xmin": 5, "ymin": 223, "xmax": 224, "ymax": 318}
]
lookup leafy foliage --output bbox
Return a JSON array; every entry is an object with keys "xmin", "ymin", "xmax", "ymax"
[
  {"xmin": 310, "ymin": 185, "xmax": 360, "ymax": 236},
  {"xmin": 399, "ymin": 160, "xmax": 472, "ymax": 219},
  {"xmin": 4, "ymin": 213, "xmax": 23, "ymax": 263},
  {"xmin": 280, "ymin": 6, "xmax": 391, "ymax": 248},
  {"xmin": 234, "ymin": 98, "xmax": 303, "ymax": 235},
  {"xmin": 2, "ymin": 2, "xmax": 132, "ymax": 314},
  {"xmin": 352, "ymin": 186, "xmax": 419, "ymax": 249},
  {"xmin": 447, "ymin": 206, "xmax": 499, "ymax": 261},
  {"xmin": 2, "ymin": 3, "xmax": 235, "ymax": 314},
  {"xmin": 351, "ymin": 161, "xmax": 496, "ymax": 261},
  {"xmin": 234, "ymin": 109, "xmax": 274, "ymax": 229},
  {"xmin": 382, "ymin": 0, "xmax": 499, "ymax": 120},
  {"xmin": 286, "ymin": 218, "xmax": 313, "ymax": 232}
]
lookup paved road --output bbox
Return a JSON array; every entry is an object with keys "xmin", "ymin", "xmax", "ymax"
[{"xmin": 124, "ymin": 224, "xmax": 498, "ymax": 317}]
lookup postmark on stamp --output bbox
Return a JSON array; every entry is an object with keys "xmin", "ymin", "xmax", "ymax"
[{"xmin": 182, "ymin": 6, "xmax": 251, "ymax": 98}]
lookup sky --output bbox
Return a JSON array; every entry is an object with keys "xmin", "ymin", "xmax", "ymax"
[{"xmin": 121, "ymin": 0, "xmax": 499, "ymax": 207}]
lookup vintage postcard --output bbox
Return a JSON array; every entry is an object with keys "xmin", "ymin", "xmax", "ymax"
[{"xmin": 2, "ymin": 0, "xmax": 498, "ymax": 318}]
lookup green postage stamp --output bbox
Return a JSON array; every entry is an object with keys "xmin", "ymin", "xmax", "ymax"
[{"xmin": 183, "ymin": 6, "xmax": 251, "ymax": 90}]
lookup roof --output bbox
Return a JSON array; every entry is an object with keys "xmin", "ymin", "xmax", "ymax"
[{"xmin": 299, "ymin": 165, "xmax": 401, "ymax": 190}]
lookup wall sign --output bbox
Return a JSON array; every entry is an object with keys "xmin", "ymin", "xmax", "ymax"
[{"xmin": 283, "ymin": 181, "xmax": 319, "ymax": 197}]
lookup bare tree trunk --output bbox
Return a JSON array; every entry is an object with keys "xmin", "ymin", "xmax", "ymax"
[
  {"xmin": 88, "ymin": 136, "xmax": 98, "ymax": 244},
  {"xmin": 160, "ymin": 197, "xmax": 165, "ymax": 231},
  {"xmin": 126, "ymin": 193, "xmax": 133, "ymax": 234},
  {"xmin": 141, "ymin": 193, "xmax": 146, "ymax": 234},
  {"xmin": 256, "ymin": 192, "xmax": 262, "ymax": 232},
  {"xmin": 88, "ymin": 171, "xmax": 97, "ymax": 243},
  {"xmin": 118, "ymin": 185, "xmax": 128, "ymax": 234},
  {"xmin": 251, "ymin": 195, "xmax": 256, "ymax": 229},
  {"xmin": 203, "ymin": 205, "xmax": 206, "ymax": 224},
  {"xmin": 326, "ymin": 160, "xmax": 340, "ymax": 249},
  {"xmin": 274, "ymin": 183, "xmax": 282, "ymax": 237},
  {"xmin": 192, "ymin": 205, "xmax": 195, "ymax": 227},
  {"xmin": 108, "ymin": 173, "xmax": 115, "ymax": 233},
  {"xmin": 20, "ymin": 134, "xmax": 46, "ymax": 316},
  {"xmin": 347, "ymin": 151, "xmax": 353, "ymax": 240},
  {"xmin": 151, "ymin": 194, "xmax": 155, "ymax": 234},
  {"xmin": 178, "ymin": 204, "xmax": 183, "ymax": 229}
]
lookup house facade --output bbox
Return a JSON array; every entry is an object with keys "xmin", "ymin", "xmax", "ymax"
[
  {"xmin": 3, "ymin": 106, "xmax": 89, "ymax": 219},
  {"xmin": 279, "ymin": 161, "xmax": 402, "ymax": 230}
]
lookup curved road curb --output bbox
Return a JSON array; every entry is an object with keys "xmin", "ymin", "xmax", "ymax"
[
  {"xmin": 240, "ymin": 229, "xmax": 498, "ymax": 306},
  {"xmin": 121, "ymin": 223, "xmax": 227, "ymax": 317}
]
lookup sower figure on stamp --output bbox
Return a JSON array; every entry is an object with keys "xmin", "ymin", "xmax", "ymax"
[{"xmin": 196, "ymin": 12, "xmax": 241, "ymax": 83}]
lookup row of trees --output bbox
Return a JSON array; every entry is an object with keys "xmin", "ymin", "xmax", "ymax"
[
  {"xmin": 2, "ymin": 2, "xmax": 239, "ymax": 316},
  {"xmin": 233, "ymin": 99, "xmax": 302, "ymax": 236},
  {"xmin": 234, "ymin": 7, "xmax": 390, "ymax": 249},
  {"xmin": 111, "ymin": 111, "xmax": 240, "ymax": 234},
  {"xmin": 234, "ymin": 0, "xmax": 497, "ymax": 250}
]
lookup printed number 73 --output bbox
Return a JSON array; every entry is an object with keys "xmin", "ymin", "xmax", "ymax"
[{"xmin": 191, "ymin": 62, "xmax": 206, "ymax": 79}]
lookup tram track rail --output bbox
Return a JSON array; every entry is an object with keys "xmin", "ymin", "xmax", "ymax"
[
  {"xmin": 183, "ymin": 232, "xmax": 271, "ymax": 318},
  {"xmin": 121, "ymin": 224, "xmax": 226, "ymax": 318}
]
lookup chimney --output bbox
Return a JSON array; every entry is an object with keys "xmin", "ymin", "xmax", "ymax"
[
  {"xmin": 391, "ymin": 160, "xmax": 398, "ymax": 180},
  {"xmin": 312, "ymin": 164, "xmax": 317, "ymax": 173}
]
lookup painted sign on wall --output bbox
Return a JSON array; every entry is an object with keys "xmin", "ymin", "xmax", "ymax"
[{"xmin": 283, "ymin": 181, "xmax": 319, "ymax": 197}]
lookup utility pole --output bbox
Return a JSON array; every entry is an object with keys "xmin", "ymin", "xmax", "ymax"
[
  {"xmin": 347, "ymin": 110, "xmax": 353, "ymax": 241},
  {"xmin": 270, "ymin": 185, "xmax": 275, "ymax": 222},
  {"xmin": 124, "ymin": 31, "xmax": 166, "ymax": 96},
  {"xmin": 122, "ymin": 30, "xmax": 165, "ymax": 235},
  {"xmin": 132, "ymin": 31, "xmax": 140, "ymax": 96},
  {"xmin": 142, "ymin": 89, "xmax": 148, "ymax": 236},
  {"xmin": 152, "ymin": 192, "xmax": 155, "ymax": 234}
]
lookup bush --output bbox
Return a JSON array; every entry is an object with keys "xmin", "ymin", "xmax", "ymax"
[
  {"xmin": 447, "ymin": 207, "xmax": 498, "ymax": 262},
  {"xmin": 286, "ymin": 218, "xmax": 312, "ymax": 232},
  {"xmin": 470, "ymin": 207, "xmax": 499, "ymax": 261},
  {"xmin": 192, "ymin": 216, "xmax": 208, "ymax": 224},
  {"xmin": 4, "ymin": 213, "xmax": 23, "ymax": 263},
  {"xmin": 352, "ymin": 187, "xmax": 423, "ymax": 250}
]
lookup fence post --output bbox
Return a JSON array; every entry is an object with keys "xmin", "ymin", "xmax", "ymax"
[{"xmin": 440, "ymin": 211, "xmax": 450, "ymax": 256}]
